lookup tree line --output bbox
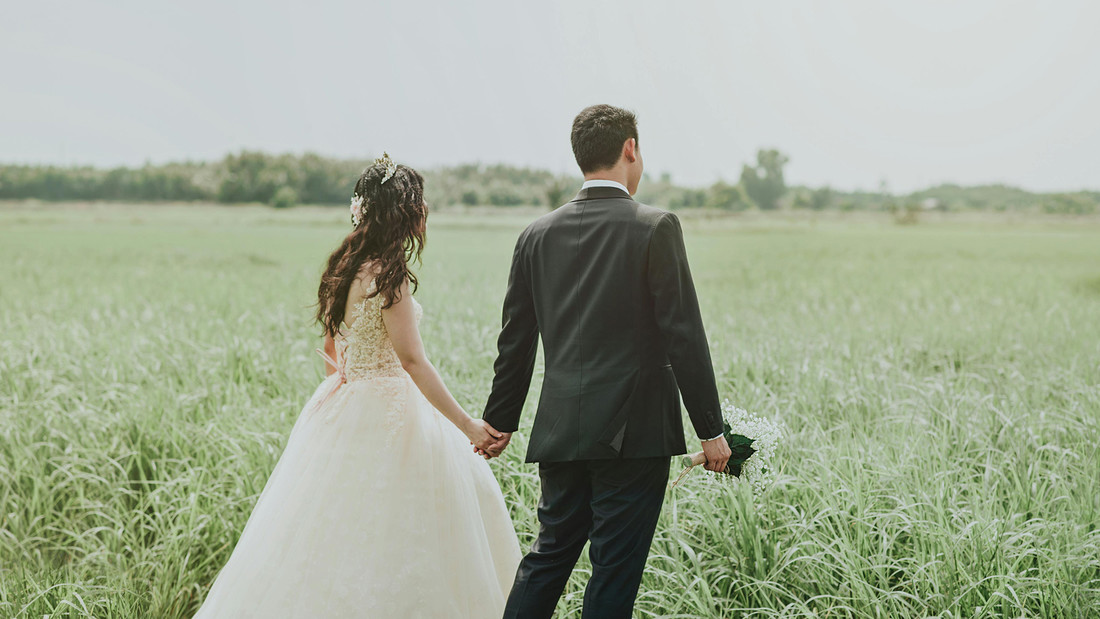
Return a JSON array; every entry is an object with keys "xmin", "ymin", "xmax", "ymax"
[{"xmin": 1, "ymin": 149, "xmax": 1096, "ymax": 214}]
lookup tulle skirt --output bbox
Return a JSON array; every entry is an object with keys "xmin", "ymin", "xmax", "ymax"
[{"xmin": 193, "ymin": 372, "xmax": 522, "ymax": 618}]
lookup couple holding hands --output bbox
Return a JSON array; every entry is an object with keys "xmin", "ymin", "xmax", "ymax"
[{"xmin": 193, "ymin": 104, "xmax": 732, "ymax": 619}]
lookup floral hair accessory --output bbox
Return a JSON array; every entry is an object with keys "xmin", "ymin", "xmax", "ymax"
[
  {"xmin": 375, "ymin": 151, "xmax": 397, "ymax": 185},
  {"xmin": 349, "ymin": 152, "xmax": 396, "ymax": 227},
  {"xmin": 349, "ymin": 193, "xmax": 365, "ymax": 227}
]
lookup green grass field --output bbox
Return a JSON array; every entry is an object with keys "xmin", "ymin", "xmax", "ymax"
[{"xmin": 2, "ymin": 203, "xmax": 1098, "ymax": 618}]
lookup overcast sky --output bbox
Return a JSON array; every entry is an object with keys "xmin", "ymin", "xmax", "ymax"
[{"xmin": 3, "ymin": 0, "xmax": 1098, "ymax": 192}]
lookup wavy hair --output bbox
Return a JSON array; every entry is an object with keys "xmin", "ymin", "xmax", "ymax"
[{"xmin": 316, "ymin": 160, "xmax": 427, "ymax": 338}]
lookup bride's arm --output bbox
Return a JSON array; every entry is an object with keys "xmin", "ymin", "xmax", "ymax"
[
  {"xmin": 322, "ymin": 333, "xmax": 337, "ymax": 377},
  {"xmin": 382, "ymin": 280, "xmax": 502, "ymax": 451}
]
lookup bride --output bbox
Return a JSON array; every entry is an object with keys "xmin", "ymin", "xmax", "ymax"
[{"xmin": 192, "ymin": 154, "xmax": 522, "ymax": 618}]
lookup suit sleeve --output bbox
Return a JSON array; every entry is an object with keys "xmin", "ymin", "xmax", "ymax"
[
  {"xmin": 482, "ymin": 230, "xmax": 539, "ymax": 433},
  {"xmin": 647, "ymin": 212, "xmax": 724, "ymax": 440}
]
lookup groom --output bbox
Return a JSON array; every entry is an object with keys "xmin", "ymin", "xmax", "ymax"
[{"xmin": 480, "ymin": 104, "xmax": 732, "ymax": 619}]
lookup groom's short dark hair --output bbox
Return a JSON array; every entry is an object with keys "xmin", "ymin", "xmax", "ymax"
[{"xmin": 571, "ymin": 104, "xmax": 638, "ymax": 174}]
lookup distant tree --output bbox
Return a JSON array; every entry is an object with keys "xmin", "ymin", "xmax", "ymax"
[
  {"xmin": 791, "ymin": 190, "xmax": 811, "ymax": 209},
  {"xmin": 1043, "ymin": 193, "xmax": 1098, "ymax": 215},
  {"xmin": 706, "ymin": 181, "xmax": 750, "ymax": 211},
  {"xmin": 676, "ymin": 189, "xmax": 707, "ymax": 209},
  {"xmin": 810, "ymin": 186, "xmax": 833, "ymax": 211},
  {"xmin": 891, "ymin": 201, "xmax": 921, "ymax": 225},
  {"xmin": 740, "ymin": 149, "xmax": 789, "ymax": 210},
  {"xmin": 545, "ymin": 180, "xmax": 571, "ymax": 210},
  {"xmin": 270, "ymin": 186, "xmax": 298, "ymax": 208},
  {"xmin": 217, "ymin": 151, "xmax": 284, "ymax": 203},
  {"xmin": 460, "ymin": 190, "xmax": 479, "ymax": 206},
  {"xmin": 488, "ymin": 187, "xmax": 524, "ymax": 206}
]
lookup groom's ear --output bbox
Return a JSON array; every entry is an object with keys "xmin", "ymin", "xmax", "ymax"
[{"xmin": 623, "ymin": 138, "xmax": 638, "ymax": 164}]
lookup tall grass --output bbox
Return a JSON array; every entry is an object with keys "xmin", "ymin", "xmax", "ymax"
[{"xmin": 1, "ymin": 203, "xmax": 1098, "ymax": 617}]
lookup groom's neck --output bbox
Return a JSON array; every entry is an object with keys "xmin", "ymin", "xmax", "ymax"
[{"xmin": 583, "ymin": 170, "xmax": 629, "ymax": 188}]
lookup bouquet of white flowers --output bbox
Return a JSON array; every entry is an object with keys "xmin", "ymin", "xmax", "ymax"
[{"xmin": 671, "ymin": 402, "xmax": 783, "ymax": 496}]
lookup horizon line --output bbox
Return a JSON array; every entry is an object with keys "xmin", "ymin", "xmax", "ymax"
[{"xmin": 1, "ymin": 150, "xmax": 1097, "ymax": 197}]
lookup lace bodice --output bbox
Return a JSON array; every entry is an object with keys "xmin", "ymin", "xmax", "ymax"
[{"xmin": 335, "ymin": 286, "xmax": 422, "ymax": 381}]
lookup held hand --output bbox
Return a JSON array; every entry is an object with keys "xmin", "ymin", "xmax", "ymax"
[
  {"xmin": 464, "ymin": 418, "xmax": 503, "ymax": 452},
  {"xmin": 474, "ymin": 430, "xmax": 512, "ymax": 460},
  {"xmin": 701, "ymin": 435, "xmax": 732, "ymax": 473}
]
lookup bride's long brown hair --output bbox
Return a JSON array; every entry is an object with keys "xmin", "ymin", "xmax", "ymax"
[{"xmin": 316, "ymin": 160, "xmax": 427, "ymax": 338}]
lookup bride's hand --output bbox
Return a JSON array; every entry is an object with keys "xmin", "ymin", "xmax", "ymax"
[{"xmin": 463, "ymin": 418, "xmax": 503, "ymax": 452}]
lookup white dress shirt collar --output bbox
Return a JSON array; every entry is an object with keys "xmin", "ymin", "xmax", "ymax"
[{"xmin": 580, "ymin": 179, "xmax": 629, "ymax": 194}]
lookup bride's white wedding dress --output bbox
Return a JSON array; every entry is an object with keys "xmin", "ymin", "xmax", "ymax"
[{"xmin": 193, "ymin": 286, "xmax": 522, "ymax": 618}]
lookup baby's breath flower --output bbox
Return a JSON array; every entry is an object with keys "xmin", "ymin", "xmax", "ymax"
[{"xmin": 701, "ymin": 401, "xmax": 784, "ymax": 498}]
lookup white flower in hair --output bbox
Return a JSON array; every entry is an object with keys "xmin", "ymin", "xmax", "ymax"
[
  {"xmin": 376, "ymin": 151, "xmax": 397, "ymax": 185},
  {"xmin": 349, "ymin": 193, "xmax": 365, "ymax": 227}
]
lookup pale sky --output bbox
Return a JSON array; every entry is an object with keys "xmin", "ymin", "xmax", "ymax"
[{"xmin": 3, "ymin": 0, "xmax": 1098, "ymax": 192}]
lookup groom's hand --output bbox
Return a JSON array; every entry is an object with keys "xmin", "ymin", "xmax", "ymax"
[
  {"xmin": 701, "ymin": 435, "xmax": 732, "ymax": 473},
  {"xmin": 474, "ymin": 429, "xmax": 512, "ymax": 459}
]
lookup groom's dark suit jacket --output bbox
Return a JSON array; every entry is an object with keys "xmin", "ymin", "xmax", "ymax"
[{"xmin": 483, "ymin": 186, "xmax": 724, "ymax": 463}]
